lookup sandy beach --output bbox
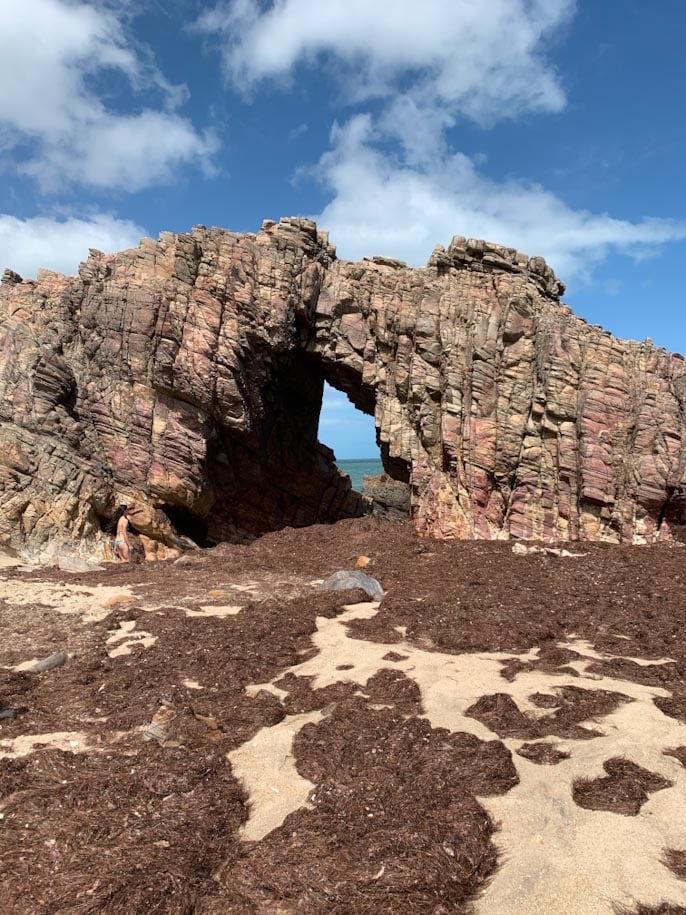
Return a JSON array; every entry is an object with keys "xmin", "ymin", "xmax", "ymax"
[{"xmin": 1, "ymin": 519, "xmax": 685, "ymax": 913}]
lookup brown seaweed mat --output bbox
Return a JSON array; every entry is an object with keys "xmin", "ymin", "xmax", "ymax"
[
  {"xmin": 204, "ymin": 695, "xmax": 517, "ymax": 914},
  {"xmin": 1, "ymin": 518, "xmax": 686, "ymax": 913},
  {"xmin": 572, "ymin": 757, "xmax": 672, "ymax": 815}
]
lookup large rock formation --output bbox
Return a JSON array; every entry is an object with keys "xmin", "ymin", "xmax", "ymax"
[{"xmin": 1, "ymin": 217, "xmax": 684, "ymax": 560}]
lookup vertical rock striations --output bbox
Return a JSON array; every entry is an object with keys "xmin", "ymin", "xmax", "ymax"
[
  {"xmin": 0, "ymin": 218, "xmax": 684, "ymax": 559},
  {"xmin": 308, "ymin": 235, "xmax": 686, "ymax": 543},
  {"xmin": 0, "ymin": 222, "xmax": 362, "ymax": 560}
]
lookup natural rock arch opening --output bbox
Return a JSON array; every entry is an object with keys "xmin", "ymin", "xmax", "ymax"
[
  {"xmin": 314, "ymin": 377, "xmax": 412, "ymax": 524},
  {"xmin": 312, "ymin": 368, "xmax": 411, "ymax": 486},
  {"xmin": 196, "ymin": 345, "xmax": 412, "ymax": 546},
  {"xmin": 178, "ymin": 349, "xmax": 369, "ymax": 547},
  {"xmin": 317, "ymin": 383, "xmax": 378, "ymax": 476},
  {"xmin": 142, "ymin": 333, "xmax": 412, "ymax": 550}
]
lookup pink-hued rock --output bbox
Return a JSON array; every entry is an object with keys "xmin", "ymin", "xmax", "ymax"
[{"xmin": 0, "ymin": 218, "xmax": 684, "ymax": 560}]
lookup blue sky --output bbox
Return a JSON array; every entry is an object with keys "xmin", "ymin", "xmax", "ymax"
[{"xmin": 1, "ymin": 1, "xmax": 685, "ymax": 459}]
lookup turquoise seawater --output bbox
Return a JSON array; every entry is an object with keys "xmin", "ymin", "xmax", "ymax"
[{"xmin": 337, "ymin": 458, "xmax": 383, "ymax": 492}]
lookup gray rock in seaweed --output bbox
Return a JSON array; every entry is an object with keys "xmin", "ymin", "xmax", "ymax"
[{"xmin": 322, "ymin": 570, "xmax": 385, "ymax": 601}]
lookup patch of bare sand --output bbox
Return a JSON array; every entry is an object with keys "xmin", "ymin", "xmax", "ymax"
[
  {"xmin": 186, "ymin": 604, "xmax": 242, "ymax": 618},
  {"xmin": 106, "ymin": 619, "xmax": 157, "ymax": 658},
  {"xmin": 0, "ymin": 731, "xmax": 93, "ymax": 760},
  {"xmin": 478, "ymin": 701, "xmax": 686, "ymax": 915},
  {"xmin": 0, "ymin": 579, "xmax": 134, "ymax": 623},
  {"xmin": 558, "ymin": 638, "xmax": 676, "ymax": 667},
  {"xmin": 0, "ymin": 553, "xmax": 20, "ymax": 569},
  {"xmin": 229, "ymin": 710, "xmax": 322, "ymax": 841},
  {"xmin": 233, "ymin": 602, "xmax": 686, "ymax": 915},
  {"xmin": 0, "ymin": 729, "xmax": 132, "ymax": 765}
]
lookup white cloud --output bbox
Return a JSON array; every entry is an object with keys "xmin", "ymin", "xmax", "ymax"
[
  {"xmin": 22, "ymin": 112, "xmax": 218, "ymax": 193},
  {"xmin": 0, "ymin": 0, "xmax": 214, "ymax": 191},
  {"xmin": 288, "ymin": 122, "xmax": 309, "ymax": 142},
  {"xmin": 198, "ymin": 0, "xmax": 573, "ymax": 131},
  {"xmin": 0, "ymin": 0, "xmax": 135, "ymax": 137},
  {"xmin": 0, "ymin": 213, "xmax": 145, "ymax": 279},
  {"xmin": 310, "ymin": 116, "xmax": 686, "ymax": 280},
  {"xmin": 200, "ymin": 1, "xmax": 686, "ymax": 282}
]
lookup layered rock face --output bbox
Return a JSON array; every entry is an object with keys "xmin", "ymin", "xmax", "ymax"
[
  {"xmin": 0, "ymin": 222, "xmax": 362, "ymax": 561},
  {"xmin": 1, "ymin": 217, "xmax": 684, "ymax": 559}
]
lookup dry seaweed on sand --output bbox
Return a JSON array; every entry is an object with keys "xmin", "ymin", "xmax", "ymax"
[
  {"xmin": 2, "ymin": 519, "xmax": 686, "ymax": 913},
  {"xmin": 207, "ymin": 695, "xmax": 517, "ymax": 913},
  {"xmin": 572, "ymin": 757, "xmax": 672, "ymax": 815}
]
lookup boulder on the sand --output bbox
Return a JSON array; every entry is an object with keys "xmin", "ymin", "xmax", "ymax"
[
  {"xmin": 322, "ymin": 570, "xmax": 385, "ymax": 601},
  {"xmin": 361, "ymin": 473, "xmax": 411, "ymax": 522}
]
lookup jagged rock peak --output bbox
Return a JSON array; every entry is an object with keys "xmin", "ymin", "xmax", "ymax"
[{"xmin": 429, "ymin": 235, "xmax": 565, "ymax": 298}]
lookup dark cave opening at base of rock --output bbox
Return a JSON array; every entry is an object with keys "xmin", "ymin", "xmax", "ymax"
[{"xmin": 159, "ymin": 504, "xmax": 213, "ymax": 549}]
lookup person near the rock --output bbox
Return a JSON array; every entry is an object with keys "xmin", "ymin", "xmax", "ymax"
[{"xmin": 111, "ymin": 504, "xmax": 131, "ymax": 562}]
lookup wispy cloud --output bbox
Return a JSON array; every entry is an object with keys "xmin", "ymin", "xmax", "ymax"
[
  {"xmin": 288, "ymin": 122, "xmax": 309, "ymax": 142},
  {"xmin": 21, "ymin": 112, "xmax": 218, "ymax": 193},
  {"xmin": 198, "ymin": 0, "xmax": 573, "ymax": 130},
  {"xmin": 311, "ymin": 115, "xmax": 686, "ymax": 279},
  {"xmin": 198, "ymin": 0, "xmax": 686, "ymax": 282}
]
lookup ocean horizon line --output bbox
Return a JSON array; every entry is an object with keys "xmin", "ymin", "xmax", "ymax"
[{"xmin": 336, "ymin": 457, "xmax": 381, "ymax": 463}]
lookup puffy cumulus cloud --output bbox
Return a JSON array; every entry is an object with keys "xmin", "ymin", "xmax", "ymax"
[
  {"xmin": 22, "ymin": 112, "xmax": 218, "ymax": 193},
  {"xmin": 312, "ymin": 116, "xmax": 686, "ymax": 281},
  {"xmin": 199, "ymin": 1, "xmax": 686, "ymax": 280},
  {"xmin": 0, "ymin": 213, "xmax": 145, "ymax": 278},
  {"xmin": 0, "ymin": 0, "xmax": 136, "ymax": 137},
  {"xmin": 0, "ymin": 0, "xmax": 215, "ymax": 191},
  {"xmin": 197, "ymin": 0, "xmax": 573, "ymax": 130}
]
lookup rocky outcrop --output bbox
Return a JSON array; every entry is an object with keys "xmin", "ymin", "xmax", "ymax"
[
  {"xmin": 1, "ymin": 217, "xmax": 684, "ymax": 560},
  {"xmin": 361, "ymin": 473, "xmax": 411, "ymax": 523}
]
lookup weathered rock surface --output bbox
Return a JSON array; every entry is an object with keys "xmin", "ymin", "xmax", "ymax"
[
  {"xmin": 1, "ymin": 217, "xmax": 685, "ymax": 559},
  {"xmin": 361, "ymin": 472, "xmax": 411, "ymax": 523}
]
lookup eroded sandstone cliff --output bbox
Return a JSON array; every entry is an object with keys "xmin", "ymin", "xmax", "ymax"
[{"xmin": 1, "ymin": 217, "xmax": 684, "ymax": 560}]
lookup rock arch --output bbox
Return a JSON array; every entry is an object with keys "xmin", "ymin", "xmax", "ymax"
[{"xmin": 0, "ymin": 217, "xmax": 684, "ymax": 561}]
